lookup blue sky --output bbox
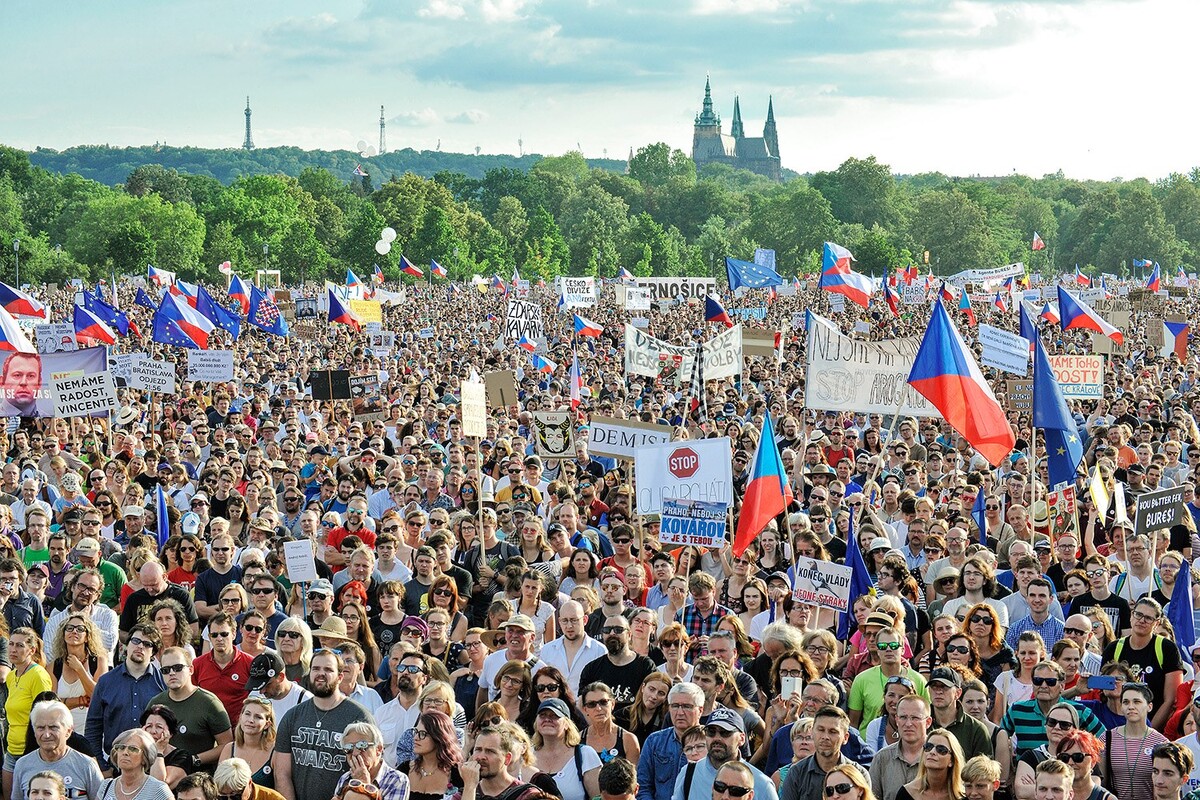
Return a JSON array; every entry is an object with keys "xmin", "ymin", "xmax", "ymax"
[{"xmin": 2, "ymin": 0, "xmax": 1195, "ymax": 180}]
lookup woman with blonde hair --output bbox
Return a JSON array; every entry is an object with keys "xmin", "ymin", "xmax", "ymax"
[
  {"xmin": 531, "ymin": 701, "xmax": 601, "ymax": 800},
  {"xmin": 896, "ymin": 729, "xmax": 965, "ymax": 800},
  {"xmin": 49, "ymin": 612, "xmax": 108, "ymax": 731},
  {"xmin": 216, "ymin": 696, "xmax": 276, "ymax": 789},
  {"xmin": 991, "ymin": 630, "xmax": 1044, "ymax": 724},
  {"xmin": 273, "ymin": 617, "xmax": 312, "ymax": 682},
  {"xmin": 4, "ymin": 627, "xmax": 52, "ymax": 797},
  {"xmin": 822, "ymin": 763, "xmax": 877, "ymax": 800}
]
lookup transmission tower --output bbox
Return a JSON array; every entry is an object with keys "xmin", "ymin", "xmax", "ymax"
[
  {"xmin": 243, "ymin": 97, "xmax": 254, "ymax": 150},
  {"xmin": 379, "ymin": 105, "xmax": 387, "ymax": 155}
]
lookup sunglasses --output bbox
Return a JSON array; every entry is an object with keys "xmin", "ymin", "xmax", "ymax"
[
  {"xmin": 1058, "ymin": 752, "xmax": 1088, "ymax": 764},
  {"xmin": 969, "ymin": 615, "xmax": 993, "ymax": 625},
  {"xmin": 536, "ymin": 683, "xmax": 561, "ymax": 693},
  {"xmin": 824, "ymin": 785, "xmax": 854, "ymax": 799},
  {"xmin": 1031, "ymin": 676, "xmax": 1060, "ymax": 687},
  {"xmin": 923, "ymin": 742, "xmax": 952, "ymax": 756},
  {"xmin": 161, "ymin": 663, "xmax": 187, "ymax": 674},
  {"xmin": 277, "ymin": 630, "xmax": 302, "ymax": 640},
  {"xmin": 876, "ymin": 641, "xmax": 902, "ymax": 651},
  {"xmin": 1045, "ymin": 718, "xmax": 1074, "ymax": 730},
  {"xmin": 713, "ymin": 783, "xmax": 752, "ymax": 798},
  {"xmin": 945, "ymin": 644, "xmax": 970, "ymax": 655}
]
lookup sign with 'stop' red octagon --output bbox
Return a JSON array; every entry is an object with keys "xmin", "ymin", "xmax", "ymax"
[{"xmin": 668, "ymin": 447, "xmax": 700, "ymax": 479}]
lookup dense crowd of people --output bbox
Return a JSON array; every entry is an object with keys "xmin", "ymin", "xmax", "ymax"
[{"xmin": 0, "ymin": 271, "xmax": 1195, "ymax": 800}]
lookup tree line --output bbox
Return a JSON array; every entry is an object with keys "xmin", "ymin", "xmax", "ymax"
[{"xmin": 1, "ymin": 142, "xmax": 1198, "ymax": 287}]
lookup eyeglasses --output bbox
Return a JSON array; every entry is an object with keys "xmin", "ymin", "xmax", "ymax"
[
  {"xmin": 1045, "ymin": 718, "xmax": 1075, "ymax": 730},
  {"xmin": 876, "ymin": 641, "xmax": 902, "ymax": 651},
  {"xmin": 668, "ymin": 702, "xmax": 697, "ymax": 711},
  {"xmin": 63, "ymin": 624, "xmax": 88, "ymax": 634},
  {"xmin": 1058, "ymin": 752, "xmax": 1088, "ymax": 764},
  {"xmin": 824, "ymin": 784, "xmax": 854, "ymax": 798},
  {"xmin": 161, "ymin": 663, "xmax": 187, "ymax": 674},
  {"xmin": 1132, "ymin": 610, "xmax": 1160, "ymax": 623},
  {"xmin": 1031, "ymin": 676, "xmax": 1060, "ymax": 687},
  {"xmin": 713, "ymin": 782, "xmax": 752, "ymax": 798},
  {"xmin": 220, "ymin": 596, "xmax": 241, "ymax": 605},
  {"xmin": 805, "ymin": 645, "xmax": 832, "ymax": 656},
  {"xmin": 923, "ymin": 742, "xmax": 952, "ymax": 755},
  {"xmin": 613, "ymin": 538, "xmax": 633, "ymax": 545}
]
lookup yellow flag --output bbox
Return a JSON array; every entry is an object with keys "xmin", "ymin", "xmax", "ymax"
[{"xmin": 1089, "ymin": 466, "xmax": 1110, "ymax": 521}]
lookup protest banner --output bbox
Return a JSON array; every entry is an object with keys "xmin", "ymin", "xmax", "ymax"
[
  {"xmin": 901, "ymin": 285, "xmax": 926, "ymax": 305},
  {"xmin": 35, "ymin": 323, "xmax": 76, "ymax": 354},
  {"xmin": 484, "ymin": 370, "xmax": 519, "ymax": 407},
  {"xmin": 283, "ymin": 539, "xmax": 319, "ymax": 584},
  {"xmin": 624, "ymin": 325, "xmax": 742, "ymax": 381},
  {"xmin": 1133, "ymin": 485, "xmax": 1187, "ymax": 536},
  {"xmin": 307, "ymin": 370, "xmax": 352, "ymax": 401},
  {"xmin": 754, "ymin": 248, "xmax": 777, "ymax": 271},
  {"xmin": 1047, "ymin": 354, "xmax": 1104, "ymax": 398},
  {"xmin": 560, "ymin": 277, "xmax": 596, "ymax": 308},
  {"xmin": 0, "ymin": 348, "xmax": 107, "ymax": 418},
  {"xmin": 743, "ymin": 328, "xmax": 781, "ymax": 360},
  {"xmin": 625, "ymin": 287, "xmax": 652, "ymax": 311},
  {"xmin": 790, "ymin": 556, "xmax": 854, "ymax": 612},
  {"xmin": 659, "ymin": 498, "xmax": 728, "ymax": 548},
  {"xmin": 367, "ymin": 331, "xmax": 396, "ymax": 352},
  {"xmin": 634, "ymin": 437, "xmax": 734, "ymax": 514},
  {"xmin": 418, "ymin": 327, "xmax": 435, "ymax": 339},
  {"xmin": 532, "ymin": 411, "xmax": 575, "ymax": 458},
  {"xmin": 1047, "ymin": 486, "xmax": 1078, "ymax": 539},
  {"xmin": 805, "ymin": 312, "xmax": 938, "ymax": 417},
  {"xmin": 349, "ymin": 374, "xmax": 384, "ymax": 420},
  {"xmin": 294, "ymin": 297, "xmax": 318, "ymax": 319},
  {"xmin": 945, "ymin": 262, "xmax": 1026, "ymax": 285},
  {"xmin": 978, "ymin": 324, "xmax": 1030, "ymax": 376},
  {"xmin": 731, "ymin": 307, "xmax": 768, "ymax": 321},
  {"xmin": 1006, "ymin": 380, "xmax": 1033, "ymax": 412},
  {"xmin": 828, "ymin": 294, "xmax": 846, "ymax": 314},
  {"xmin": 460, "ymin": 381, "xmax": 487, "ymax": 438},
  {"xmin": 632, "ymin": 277, "xmax": 717, "ymax": 302},
  {"xmin": 129, "ymin": 359, "xmax": 176, "ymax": 395},
  {"xmin": 52, "ymin": 373, "xmax": 117, "ymax": 418},
  {"xmin": 1147, "ymin": 319, "xmax": 1165, "ymax": 349},
  {"xmin": 587, "ymin": 416, "xmax": 674, "ymax": 460},
  {"xmin": 109, "ymin": 353, "xmax": 141, "ymax": 387},
  {"xmin": 186, "ymin": 350, "xmax": 235, "ymax": 382},
  {"xmin": 504, "ymin": 299, "xmax": 544, "ymax": 342},
  {"xmin": 348, "ymin": 299, "xmax": 383, "ymax": 324}
]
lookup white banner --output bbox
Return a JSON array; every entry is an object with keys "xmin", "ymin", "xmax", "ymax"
[
  {"xmin": 129, "ymin": 359, "xmax": 176, "ymax": 394},
  {"xmin": 790, "ymin": 557, "xmax": 854, "ymax": 612},
  {"xmin": 946, "ymin": 262, "xmax": 1025, "ymax": 284},
  {"xmin": 901, "ymin": 285, "xmax": 926, "ymax": 305},
  {"xmin": 633, "ymin": 277, "xmax": 717, "ymax": 302},
  {"xmin": 623, "ymin": 325, "xmax": 742, "ymax": 381},
  {"xmin": 587, "ymin": 416, "xmax": 674, "ymax": 460},
  {"xmin": 625, "ymin": 287, "xmax": 652, "ymax": 312},
  {"xmin": 52, "ymin": 373, "xmax": 117, "ymax": 418},
  {"xmin": 460, "ymin": 381, "xmax": 487, "ymax": 438},
  {"xmin": 978, "ymin": 324, "xmax": 1030, "ymax": 376},
  {"xmin": 634, "ymin": 438, "xmax": 734, "ymax": 514},
  {"xmin": 35, "ymin": 324, "xmax": 77, "ymax": 354},
  {"xmin": 560, "ymin": 277, "xmax": 596, "ymax": 308},
  {"xmin": 187, "ymin": 350, "xmax": 235, "ymax": 382},
  {"xmin": 504, "ymin": 300, "xmax": 544, "ymax": 342},
  {"xmin": 804, "ymin": 312, "xmax": 939, "ymax": 417}
]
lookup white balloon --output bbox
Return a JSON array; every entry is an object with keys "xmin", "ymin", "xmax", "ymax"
[
  {"xmin": 365, "ymin": 146, "xmax": 377, "ymax": 157},
  {"xmin": 356, "ymin": 140, "xmax": 369, "ymax": 152},
  {"xmin": 381, "ymin": 227, "xmax": 397, "ymax": 243},
  {"xmin": 375, "ymin": 240, "xmax": 391, "ymax": 255}
]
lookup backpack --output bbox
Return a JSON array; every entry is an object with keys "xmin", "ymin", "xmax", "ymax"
[{"xmin": 1112, "ymin": 635, "xmax": 1166, "ymax": 671}]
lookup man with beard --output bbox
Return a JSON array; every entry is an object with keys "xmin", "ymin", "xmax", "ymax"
[
  {"xmin": 586, "ymin": 569, "xmax": 633, "ymax": 637},
  {"xmin": 85, "ymin": 623, "xmax": 166, "ymax": 775},
  {"xmin": 42, "ymin": 568, "xmax": 117, "ymax": 658},
  {"xmin": 536, "ymin": 599, "xmax": 604, "ymax": 695},
  {"xmin": 374, "ymin": 649, "xmax": 429, "ymax": 766},
  {"xmin": 578, "ymin": 614, "xmax": 655, "ymax": 713},
  {"xmin": 193, "ymin": 533, "xmax": 242, "ymax": 622},
  {"xmin": 273, "ymin": 649, "xmax": 376, "ymax": 800},
  {"xmin": 670, "ymin": 708, "xmax": 776, "ymax": 800},
  {"xmin": 461, "ymin": 727, "xmax": 542, "ymax": 800}
]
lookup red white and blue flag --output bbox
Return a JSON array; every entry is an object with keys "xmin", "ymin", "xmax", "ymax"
[
  {"xmin": 400, "ymin": 256, "xmax": 423, "ymax": 278},
  {"xmin": 169, "ymin": 280, "xmax": 200, "ymax": 308},
  {"xmin": 73, "ymin": 306, "xmax": 117, "ymax": 346},
  {"xmin": 372, "ymin": 263, "xmax": 385, "ymax": 284},
  {"xmin": 907, "ymin": 301, "xmax": 1015, "ymax": 467},
  {"xmin": 819, "ymin": 242, "xmax": 873, "ymax": 307},
  {"xmin": 1163, "ymin": 320, "xmax": 1190, "ymax": 361},
  {"xmin": 517, "ymin": 337, "xmax": 537, "ymax": 352},
  {"xmin": 431, "ymin": 260, "xmax": 447, "ymax": 278},
  {"xmin": 328, "ymin": 288, "xmax": 362, "ymax": 332},
  {"xmin": 148, "ymin": 265, "xmax": 175, "ymax": 287},
  {"xmin": 882, "ymin": 268, "xmax": 900, "ymax": 317},
  {"xmin": 1057, "ymin": 286, "xmax": 1123, "ymax": 344},
  {"xmin": 0, "ymin": 283, "xmax": 45, "ymax": 319},
  {"xmin": 617, "ymin": 267, "xmax": 634, "ymax": 281},
  {"xmin": 0, "ymin": 306, "xmax": 33, "ymax": 353},
  {"xmin": 1146, "ymin": 262, "xmax": 1161, "ymax": 292},
  {"xmin": 228, "ymin": 275, "xmax": 252, "ymax": 315},
  {"xmin": 733, "ymin": 409, "xmax": 794, "ymax": 557},
  {"xmin": 1040, "ymin": 302, "xmax": 1060, "ymax": 325},
  {"xmin": 573, "ymin": 314, "xmax": 603, "ymax": 337},
  {"xmin": 993, "ymin": 292, "xmax": 1008, "ymax": 313},
  {"xmin": 705, "ymin": 294, "xmax": 734, "ymax": 328},
  {"xmin": 353, "ymin": 164, "xmax": 368, "ymax": 177},
  {"xmin": 570, "ymin": 352, "xmax": 584, "ymax": 410},
  {"xmin": 1032, "ymin": 232, "xmax": 1046, "ymax": 251},
  {"xmin": 531, "ymin": 354, "xmax": 556, "ymax": 374},
  {"xmin": 958, "ymin": 291, "xmax": 976, "ymax": 326},
  {"xmin": 1074, "ymin": 265, "xmax": 1091, "ymax": 287},
  {"xmin": 346, "ymin": 269, "xmax": 363, "ymax": 289},
  {"xmin": 153, "ymin": 293, "xmax": 214, "ymax": 349}
]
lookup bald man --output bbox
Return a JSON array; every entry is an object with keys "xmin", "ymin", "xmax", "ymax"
[{"xmin": 118, "ymin": 561, "xmax": 199, "ymax": 644}]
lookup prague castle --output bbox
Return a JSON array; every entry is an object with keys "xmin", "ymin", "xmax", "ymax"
[{"xmin": 691, "ymin": 78, "xmax": 781, "ymax": 181}]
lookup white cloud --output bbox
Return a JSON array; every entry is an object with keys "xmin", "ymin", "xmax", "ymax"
[
  {"xmin": 418, "ymin": 0, "xmax": 469, "ymax": 19},
  {"xmin": 447, "ymin": 109, "xmax": 489, "ymax": 124},
  {"xmin": 389, "ymin": 108, "xmax": 443, "ymax": 127}
]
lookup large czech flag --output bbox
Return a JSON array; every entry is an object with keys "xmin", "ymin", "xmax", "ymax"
[
  {"xmin": 0, "ymin": 306, "xmax": 33, "ymax": 353},
  {"xmin": 0, "ymin": 283, "xmax": 46, "ymax": 319},
  {"xmin": 401, "ymin": 256, "xmax": 424, "ymax": 279},
  {"xmin": 907, "ymin": 301, "xmax": 1015, "ymax": 467},
  {"xmin": 154, "ymin": 293, "xmax": 214, "ymax": 349},
  {"xmin": 228, "ymin": 275, "xmax": 252, "ymax": 315},
  {"xmin": 573, "ymin": 314, "xmax": 604, "ymax": 337},
  {"xmin": 1056, "ymin": 286, "xmax": 1123, "ymax": 344},
  {"xmin": 148, "ymin": 265, "xmax": 175, "ymax": 287},
  {"xmin": 1163, "ymin": 320, "xmax": 1190, "ymax": 360},
  {"xmin": 73, "ymin": 306, "xmax": 117, "ymax": 346},
  {"xmin": 705, "ymin": 294, "xmax": 734, "ymax": 328},
  {"xmin": 734, "ymin": 410, "xmax": 794, "ymax": 557},
  {"xmin": 328, "ymin": 289, "xmax": 362, "ymax": 331},
  {"xmin": 819, "ymin": 242, "xmax": 873, "ymax": 307}
]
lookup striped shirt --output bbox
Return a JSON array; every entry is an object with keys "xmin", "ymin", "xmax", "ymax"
[
  {"xmin": 1000, "ymin": 699, "xmax": 1106, "ymax": 754},
  {"xmin": 1004, "ymin": 613, "xmax": 1065, "ymax": 652}
]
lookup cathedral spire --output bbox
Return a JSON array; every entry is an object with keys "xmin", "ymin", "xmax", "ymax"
[
  {"xmin": 731, "ymin": 96, "xmax": 744, "ymax": 139},
  {"xmin": 694, "ymin": 75, "xmax": 720, "ymax": 128},
  {"xmin": 763, "ymin": 95, "xmax": 778, "ymax": 157}
]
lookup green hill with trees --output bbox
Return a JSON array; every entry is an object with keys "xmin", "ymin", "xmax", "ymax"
[{"xmin": 1, "ymin": 141, "xmax": 1197, "ymax": 288}]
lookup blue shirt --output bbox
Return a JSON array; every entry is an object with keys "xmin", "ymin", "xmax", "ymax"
[
  {"xmin": 765, "ymin": 722, "xmax": 875, "ymax": 775},
  {"xmin": 638, "ymin": 728, "xmax": 685, "ymax": 800},
  {"xmin": 85, "ymin": 663, "xmax": 165, "ymax": 771},
  {"xmin": 1004, "ymin": 613, "xmax": 1065, "ymax": 652},
  {"xmin": 672, "ymin": 755, "xmax": 777, "ymax": 800}
]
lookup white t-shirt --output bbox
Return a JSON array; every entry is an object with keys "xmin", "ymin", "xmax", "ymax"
[{"xmin": 551, "ymin": 745, "xmax": 602, "ymax": 800}]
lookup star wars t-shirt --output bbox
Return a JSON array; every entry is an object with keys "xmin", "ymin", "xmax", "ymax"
[{"xmin": 274, "ymin": 698, "xmax": 375, "ymax": 800}]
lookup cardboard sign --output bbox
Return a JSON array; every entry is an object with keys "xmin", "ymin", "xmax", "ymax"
[
  {"xmin": 586, "ymin": 416, "xmax": 674, "ymax": 460},
  {"xmin": 659, "ymin": 497, "xmax": 728, "ymax": 548},
  {"xmin": 743, "ymin": 328, "xmax": 781, "ymax": 360},
  {"xmin": 560, "ymin": 277, "xmax": 596, "ymax": 308},
  {"xmin": 187, "ymin": 350, "xmax": 235, "ymax": 383},
  {"xmin": 790, "ymin": 557, "xmax": 855, "ymax": 612},
  {"xmin": 52, "ymin": 373, "xmax": 117, "ymax": 418},
  {"xmin": 484, "ymin": 370, "xmax": 519, "ymax": 408},
  {"xmin": 504, "ymin": 300, "xmax": 544, "ymax": 343},
  {"xmin": 35, "ymin": 324, "xmax": 77, "ymax": 354},
  {"xmin": 350, "ymin": 374, "xmax": 384, "ymax": 420},
  {"xmin": 460, "ymin": 381, "xmax": 487, "ymax": 438},
  {"xmin": 129, "ymin": 359, "xmax": 176, "ymax": 394},
  {"xmin": 307, "ymin": 370, "xmax": 352, "ymax": 401},
  {"xmin": 1047, "ymin": 354, "xmax": 1104, "ymax": 398},
  {"xmin": 979, "ymin": 324, "xmax": 1030, "ymax": 376},
  {"xmin": 532, "ymin": 411, "xmax": 575, "ymax": 458},
  {"xmin": 348, "ymin": 299, "xmax": 383, "ymax": 324},
  {"xmin": 634, "ymin": 437, "xmax": 734, "ymax": 514},
  {"xmin": 283, "ymin": 539, "xmax": 319, "ymax": 583},
  {"xmin": 1133, "ymin": 485, "xmax": 1188, "ymax": 537},
  {"xmin": 1007, "ymin": 380, "xmax": 1033, "ymax": 412}
]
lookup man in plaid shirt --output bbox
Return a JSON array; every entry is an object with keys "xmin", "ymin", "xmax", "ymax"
[{"xmin": 675, "ymin": 572, "xmax": 732, "ymax": 661}]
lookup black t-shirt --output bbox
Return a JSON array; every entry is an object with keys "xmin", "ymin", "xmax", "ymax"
[
  {"xmin": 1067, "ymin": 591, "xmax": 1131, "ymax": 634},
  {"xmin": 120, "ymin": 584, "xmax": 199, "ymax": 632},
  {"xmin": 1101, "ymin": 634, "xmax": 1182, "ymax": 708},
  {"xmin": 578, "ymin": 654, "xmax": 655, "ymax": 711},
  {"xmin": 195, "ymin": 565, "xmax": 243, "ymax": 607},
  {"xmin": 372, "ymin": 618, "xmax": 406, "ymax": 654},
  {"xmin": 822, "ymin": 536, "xmax": 848, "ymax": 562}
]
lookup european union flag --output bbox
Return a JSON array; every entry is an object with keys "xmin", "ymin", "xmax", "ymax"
[
  {"xmin": 135, "ymin": 287, "xmax": 157, "ymax": 311},
  {"xmin": 725, "ymin": 256, "xmax": 783, "ymax": 291},
  {"xmin": 196, "ymin": 287, "xmax": 241, "ymax": 338},
  {"xmin": 1033, "ymin": 334, "xmax": 1084, "ymax": 488},
  {"xmin": 1169, "ymin": 560, "xmax": 1196, "ymax": 665},
  {"xmin": 81, "ymin": 291, "xmax": 130, "ymax": 336},
  {"xmin": 836, "ymin": 512, "xmax": 876, "ymax": 640}
]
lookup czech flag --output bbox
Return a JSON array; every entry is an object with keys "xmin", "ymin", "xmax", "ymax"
[
  {"xmin": 819, "ymin": 242, "xmax": 873, "ymax": 307},
  {"xmin": 993, "ymin": 292, "xmax": 1007, "ymax": 313},
  {"xmin": 905, "ymin": 265, "xmax": 919, "ymax": 285},
  {"xmin": 570, "ymin": 352, "xmax": 584, "ymax": 410},
  {"xmin": 517, "ymin": 337, "xmax": 537, "ymax": 352},
  {"xmin": 532, "ymin": 354, "xmax": 556, "ymax": 374},
  {"xmin": 734, "ymin": 410, "xmax": 794, "ymax": 557},
  {"xmin": 958, "ymin": 291, "xmax": 976, "ymax": 326},
  {"xmin": 0, "ymin": 283, "xmax": 45, "ymax": 319},
  {"xmin": 939, "ymin": 282, "xmax": 958, "ymax": 303},
  {"xmin": 372, "ymin": 263, "xmax": 385, "ymax": 284},
  {"xmin": 1057, "ymin": 286, "xmax": 1123, "ymax": 344},
  {"xmin": 1163, "ymin": 320, "xmax": 1190, "ymax": 360},
  {"xmin": 353, "ymin": 163, "xmax": 368, "ymax": 177},
  {"xmin": 228, "ymin": 275, "xmax": 252, "ymax": 315},
  {"xmin": 1032, "ymin": 232, "xmax": 1046, "ymax": 251},
  {"xmin": 81, "ymin": 291, "xmax": 131, "ymax": 336},
  {"xmin": 328, "ymin": 289, "xmax": 362, "ymax": 331},
  {"xmin": 1040, "ymin": 302, "xmax": 1060, "ymax": 325},
  {"xmin": 573, "ymin": 314, "xmax": 603, "ymax": 337},
  {"xmin": 431, "ymin": 260, "xmax": 447, "ymax": 278},
  {"xmin": 346, "ymin": 269, "xmax": 363, "ymax": 289},
  {"xmin": 73, "ymin": 306, "xmax": 117, "ymax": 346},
  {"xmin": 705, "ymin": 294, "xmax": 734, "ymax": 328},
  {"xmin": 1179, "ymin": 265, "xmax": 1188, "ymax": 279},
  {"xmin": 1019, "ymin": 303, "xmax": 1038, "ymax": 347},
  {"xmin": 1074, "ymin": 265, "xmax": 1091, "ymax": 287},
  {"xmin": 491, "ymin": 275, "xmax": 507, "ymax": 293},
  {"xmin": 1099, "ymin": 275, "xmax": 1112, "ymax": 299},
  {"xmin": 168, "ymin": 280, "xmax": 200, "ymax": 308},
  {"xmin": 907, "ymin": 300, "xmax": 1015, "ymax": 467},
  {"xmin": 400, "ymin": 256, "xmax": 423, "ymax": 278},
  {"xmin": 883, "ymin": 273, "xmax": 901, "ymax": 318},
  {"xmin": 1146, "ymin": 262, "xmax": 1161, "ymax": 292},
  {"xmin": 154, "ymin": 293, "xmax": 214, "ymax": 349},
  {"xmin": 617, "ymin": 267, "xmax": 634, "ymax": 281},
  {"xmin": 1133, "ymin": 258, "xmax": 1154, "ymax": 269},
  {"xmin": 148, "ymin": 265, "xmax": 175, "ymax": 287},
  {"xmin": 0, "ymin": 305, "xmax": 32, "ymax": 353}
]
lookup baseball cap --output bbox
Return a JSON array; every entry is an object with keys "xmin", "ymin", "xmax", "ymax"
[
  {"xmin": 76, "ymin": 537, "xmax": 101, "ymax": 557},
  {"xmin": 309, "ymin": 578, "xmax": 334, "ymax": 597},
  {"xmin": 246, "ymin": 651, "xmax": 286, "ymax": 692},
  {"xmin": 706, "ymin": 707, "xmax": 746, "ymax": 733},
  {"xmin": 928, "ymin": 666, "xmax": 962, "ymax": 688},
  {"xmin": 537, "ymin": 698, "xmax": 571, "ymax": 719},
  {"xmin": 500, "ymin": 614, "xmax": 536, "ymax": 633}
]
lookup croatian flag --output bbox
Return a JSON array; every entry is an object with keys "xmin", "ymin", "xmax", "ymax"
[
  {"xmin": 705, "ymin": 294, "xmax": 734, "ymax": 328},
  {"xmin": 1074, "ymin": 265, "xmax": 1091, "ymax": 287},
  {"xmin": 1057, "ymin": 286, "xmax": 1123, "ymax": 344},
  {"xmin": 148, "ymin": 265, "xmax": 175, "ymax": 287},
  {"xmin": 907, "ymin": 301, "xmax": 1015, "ymax": 467},
  {"xmin": 532, "ymin": 354, "xmax": 557, "ymax": 374},
  {"xmin": 73, "ymin": 306, "xmax": 117, "ymax": 346},
  {"xmin": 1032, "ymin": 232, "xmax": 1046, "ymax": 251},
  {"xmin": 328, "ymin": 289, "xmax": 362, "ymax": 331},
  {"xmin": 0, "ymin": 283, "xmax": 45, "ymax": 319},
  {"xmin": 228, "ymin": 275, "xmax": 252, "ymax": 315},
  {"xmin": 1146, "ymin": 262, "xmax": 1162, "ymax": 292},
  {"xmin": 819, "ymin": 242, "xmax": 873, "ymax": 307},
  {"xmin": 400, "ymin": 256, "xmax": 423, "ymax": 278},
  {"xmin": 573, "ymin": 314, "xmax": 603, "ymax": 337},
  {"xmin": 1163, "ymin": 320, "xmax": 1190, "ymax": 361},
  {"xmin": 431, "ymin": 260, "xmax": 447, "ymax": 278},
  {"xmin": 734, "ymin": 410, "xmax": 794, "ymax": 557}
]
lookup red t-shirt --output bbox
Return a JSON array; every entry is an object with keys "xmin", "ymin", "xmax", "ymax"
[
  {"xmin": 192, "ymin": 648, "xmax": 254, "ymax": 721},
  {"xmin": 166, "ymin": 567, "xmax": 197, "ymax": 590},
  {"xmin": 326, "ymin": 526, "xmax": 378, "ymax": 573}
]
